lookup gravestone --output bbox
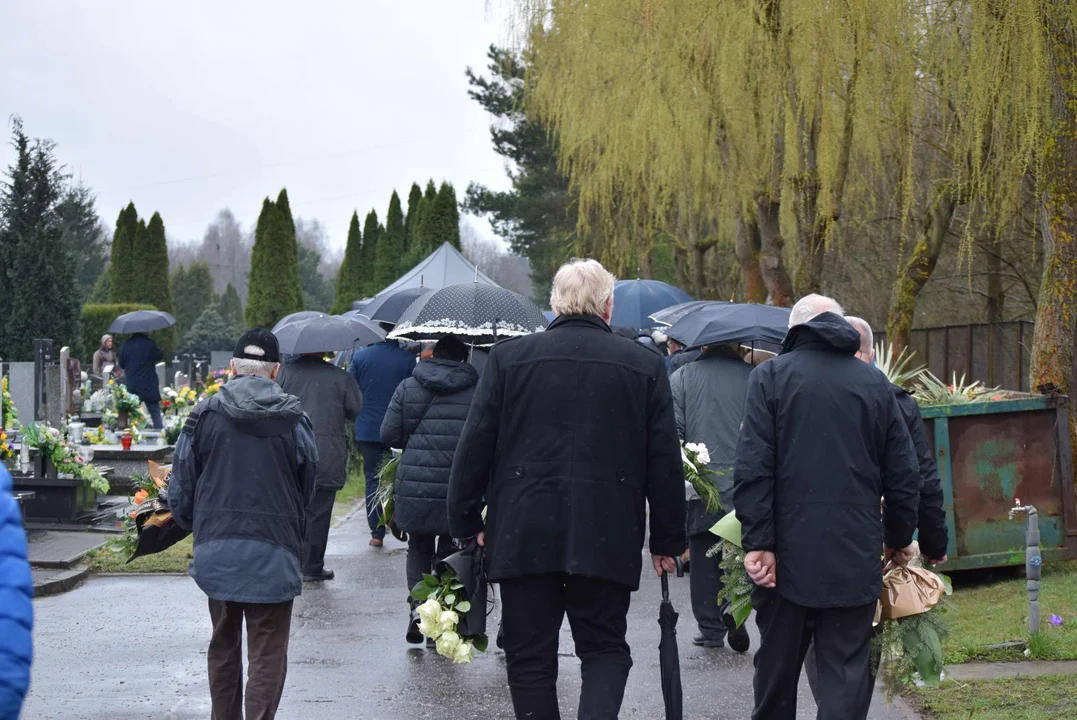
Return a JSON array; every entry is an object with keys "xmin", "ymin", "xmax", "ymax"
[
  {"xmin": 58, "ymin": 346, "xmax": 70, "ymax": 421},
  {"xmin": 156, "ymin": 361, "xmax": 166, "ymax": 389},
  {"xmin": 8, "ymin": 362, "xmax": 35, "ymax": 428},
  {"xmin": 44, "ymin": 366, "xmax": 63, "ymax": 429},
  {"xmin": 174, "ymin": 371, "xmax": 189, "ymax": 389},
  {"xmin": 210, "ymin": 351, "xmax": 232, "ymax": 372}
]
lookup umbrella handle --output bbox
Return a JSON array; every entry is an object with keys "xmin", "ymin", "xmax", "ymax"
[{"xmin": 661, "ymin": 557, "xmax": 685, "ymax": 601}]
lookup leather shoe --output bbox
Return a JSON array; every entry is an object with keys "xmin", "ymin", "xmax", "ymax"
[
  {"xmin": 369, "ymin": 537, "xmax": 384, "ymax": 548},
  {"xmin": 302, "ymin": 569, "xmax": 335, "ymax": 582},
  {"xmin": 406, "ymin": 612, "xmax": 423, "ymax": 644},
  {"xmin": 724, "ymin": 613, "xmax": 751, "ymax": 653},
  {"xmin": 692, "ymin": 634, "xmax": 724, "ymax": 648}
]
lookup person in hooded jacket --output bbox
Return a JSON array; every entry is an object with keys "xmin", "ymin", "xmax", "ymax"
[
  {"xmin": 381, "ymin": 334, "xmax": 479, "ymax": 643},
  {"xmin": 0, "ymin": 464, "xmax": 32, "ymax": 720},
  {"xmin": 92, "ymin": 334, "xmax": 116, "ymax": 376},
  {"xmin": 733, "ymin": 295, "xmax": 920, "ymax": 720},
  {"xmin": 278, "ymin": 352, "xmax": 362, "ymax": 582},
  {"xmin": 169, "ymin": 329, "xmax": 318, "ymax": 720}
]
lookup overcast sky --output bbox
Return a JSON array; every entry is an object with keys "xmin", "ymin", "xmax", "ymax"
[{"xmin": 0, "ymin": 1, "xmax": 514, "ymax": 251}]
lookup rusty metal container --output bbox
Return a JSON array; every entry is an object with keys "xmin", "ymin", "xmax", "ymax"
[{"xmin": 922, "ymin": 393, "xmax": 1077, "ymax": 570}]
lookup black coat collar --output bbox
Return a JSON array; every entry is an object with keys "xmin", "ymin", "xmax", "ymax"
[{"xmin": 546, "ymin": 314, "xmax": 612, "ymax": 333}]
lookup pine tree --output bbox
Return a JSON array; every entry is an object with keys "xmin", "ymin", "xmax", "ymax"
[
  {"xmin": 218, "ymin": 282, "xmax": 244, "ymax": 331},
  {"xmin": 0, "ymin": 119, "xmax": 82, "ymax": 360},
  {"xmin": 171, "ymin": 262, "xmax": 217, "ymax": 342},
  {"xmin": 108, "ymin": 202, "xmax": 139, "ymax": 302},
  {"xmin": 245, "ymin": 195, "xmax": 304, "ymax": 328},
  {"xmin": 374, "ymin": 191, "xmax": 406, "ymax": 289},
  {"xmin": 183, "ymin": 307, "xmax": 239, "ymax": 354},
  {"xmin": 433, "ymin": 182, "xmax": 462, "ymax": 249},
  {"xmin": 404, "ymin": 182, "xmax": 423, "ymax": 250},
  {"xmin": 360, "ymin": 209, "xmax": 381, "ymax": 296},
  {"xmin": 332, "ymin": 210, "xmax": 364, "ymax": 314}
]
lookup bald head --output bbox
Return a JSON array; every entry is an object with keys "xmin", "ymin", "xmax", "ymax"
[
  {"xmin": 845, "ymin": 316, "xmax": 876, "ymax": 364},
  {"xmin": 788, "ymin": 293, "xmax": 844, "ymax": 328}
]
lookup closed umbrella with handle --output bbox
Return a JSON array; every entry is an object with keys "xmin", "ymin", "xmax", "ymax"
[{"xmin": 659, "ymin": 558, "xmax": 685, "ymax": 720}]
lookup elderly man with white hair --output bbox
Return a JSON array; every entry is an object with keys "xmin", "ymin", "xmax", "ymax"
[
  {"xmin": 449, "ymin": 258, "xmax": 685, "ymax": 720},
  {"xmin": 733, "ymin": 294, "xmax": 921, "ymax": 720},
  {"xmin": 169, "ymin": 328, "xmax": 318, "ymax": 720}
]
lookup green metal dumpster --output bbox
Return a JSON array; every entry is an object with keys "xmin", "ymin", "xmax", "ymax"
[{"xmin": 922, "ymin": 392, "xmax": 1077, "ymax": 571}]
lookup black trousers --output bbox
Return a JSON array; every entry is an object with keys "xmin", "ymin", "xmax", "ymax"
[
  {"xmin": 302, "ymin": 487, "xmax": 337, "ymax": 575},
  {"xmin": 751, "ymin": 587, "xmax": 876, "ymax": 720},
  {"xmin": 804, "ymin": 628, "xmax": 881, "ymax": 720},
  {"xmin": 689, "ymin": 531, "xmax": 728, "ymax": 641},
  {"xmin": 499, "ymin": 573, "xmax": 633, "ymax": 720},
  {"xmin": 406, "ymin": 533, "xmax": 453, "ymax": 606},
  {"xmin": 207, "ymin": 599, "xmax": 293, "ymax": 720}
]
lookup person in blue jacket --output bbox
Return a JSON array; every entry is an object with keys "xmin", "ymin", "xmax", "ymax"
[
  {"xmin": 348, "ymin": 327, "xmax": 415, "ymax": 547},
  {"xmin": 118, "ymin": 332, "xmax": 164, "ymax": 429},
  {"xmin": 0, "ymin": 464, "xmax": 33, "ymax": 718}
]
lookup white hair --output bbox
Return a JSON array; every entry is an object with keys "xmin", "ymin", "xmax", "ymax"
[
  {"xmin": 845, "ymin": 316, "xmax": 874, "ymax": 354},
  {"xmin": 550, "ymin": 258, "xmax": 616, "ymax": 318},
  {"xmin": 231, "ymin": 345, "xmax": 278, "ymax": 378},
  {"xmin": 788, "ymin": 293, "xmax": 844, "ymax": 327}
]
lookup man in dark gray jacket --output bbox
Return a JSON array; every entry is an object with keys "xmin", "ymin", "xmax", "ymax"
[
  {"xmin": 670, "ymin": 344, "xmax": 752, "ymax": 653},
  {"xmin": 170, "ymin": 329, "xmax": 318, "ymax": 720},
  {"xmin": 278, "ymin": 353, "xmax": 362, "ymax": 582}
]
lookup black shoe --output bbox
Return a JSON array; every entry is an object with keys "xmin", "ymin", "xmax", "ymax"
[
  {"xmin": 426, "ymin": 637, "xmax": 437, "ymax": 649},
  {"xmin": 496, "ymin": 623, "xmax": 504, "ymax": 650},
  {"xmin": 406, "ymin": 612, "xmax": 423, "ymax": 644},
  {"xmin": 302, "ymin": 569, "xmax": 335, "ymax": 582},
  {"xmin": 724, "ymin": 613, "xmax": 751, "ymax": 653},
  {"xmin": 692, "ymin": 633, "xmax": 724, "ymax": 649}
]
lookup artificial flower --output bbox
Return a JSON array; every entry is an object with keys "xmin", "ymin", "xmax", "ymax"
[
  {"xmin": 133, "ymin": 489, "xmax": 149, "ymax": 505},
  {"xmin": 1049, "ymin": 614, "xmax": 1063, "ymax": 627}
]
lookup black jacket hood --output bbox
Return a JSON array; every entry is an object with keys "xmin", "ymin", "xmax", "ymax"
[
  {"xmin": 781, "ymin": 311, "xmax": 861, "ymax": 356},
  {"xmin": 413, "ymin": 358, "xmax": 479, "ymax": 395}
]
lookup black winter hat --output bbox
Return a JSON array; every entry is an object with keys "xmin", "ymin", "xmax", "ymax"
[{"xmin": 233, "ymin": 328, "xmax": 281, "ymax": 364}]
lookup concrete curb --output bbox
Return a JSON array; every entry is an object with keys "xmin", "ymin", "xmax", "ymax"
[
  {"xmin": 32, "ymin": 564, "xmax": 89, "ymax": 597},
  {"xmin": 944, "ymin": 660, "xmax": 1077, "ymax": 681}
]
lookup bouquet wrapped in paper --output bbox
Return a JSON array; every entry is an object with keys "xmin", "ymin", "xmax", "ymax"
[{"xmin": 127, "ymin": 461, "xmax": 191, "ymax": 563}]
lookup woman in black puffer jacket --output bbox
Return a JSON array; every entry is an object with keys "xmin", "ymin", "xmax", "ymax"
[{"xmin": 380, "ymin": 334, "xmax": 479, "ymax": 644}]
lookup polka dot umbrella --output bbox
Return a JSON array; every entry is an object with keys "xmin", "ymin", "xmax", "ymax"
[{"xmin": 387, "ymin": 283, "xmax": 548, "ymax": 345}]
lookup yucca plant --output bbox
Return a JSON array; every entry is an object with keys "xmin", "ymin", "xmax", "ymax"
[
  {"xmin": 915, "ymin": 371, "xmax": 998, "ymax": 406},
  {"xmin": 874, "ymin": 341, "xmax": 926, "ymax": 389}
]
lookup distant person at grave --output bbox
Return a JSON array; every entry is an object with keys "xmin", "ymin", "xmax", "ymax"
[
  {"xmin": 277, "ymin": 350, "xmax": 362, "ymax": 582},
  {"xmin": 92, "ymin": 334, "xmax": 115, "ymax": 376},
  {"xmin": 119, "ymin": 331, "xmax": 164, "ymax": 429},
  {"xmin": 169, "ymin": 329, "xmax": 318, "ymax": 720},
  {"xmin": 348, "ymin": 324, "xmax": 415, "ymax": 548}
]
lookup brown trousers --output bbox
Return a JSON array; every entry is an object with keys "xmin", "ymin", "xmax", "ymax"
[{"xmin": 207, "ymin": 599, "xmax": 294, "ymax": 720}]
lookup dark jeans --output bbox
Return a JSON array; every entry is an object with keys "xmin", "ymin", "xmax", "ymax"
[
  {"xmin": 406, "ymin": 534, "xmax": 453, "ymax": 606},
  {"xmin": 358, "ymin": 441, "xmax": 388, "ymax": 539},
  {"xmin": 500, "ymin": 573, "xmax": 633, "ymax": 720},
  {"xmin": 302, "ymin": 487, "xmax": 337, "ymax": 575},
  {"xmin": 145, "ymin": 401, "xmax": 163, "ymax": 430},
  {"xmin": 207, "ymin": 599, "xmax": 293, "ymax": 720},
  {"xmin": 750, "ymin": 587, "xmax": 876, "ymax": 720},
  {"xmin": 689, "ymin": 531, "xmax": 728, "ymax": 641}
]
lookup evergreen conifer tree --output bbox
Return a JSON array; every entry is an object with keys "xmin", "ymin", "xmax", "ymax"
[
  {"xmin": 374, "ymin": 191, "xmax": 405, "ymax": 289},
  {"xmin": 108, "ymin": 202, "xmax": 140, "ymax": 302},
  {"xmin": 245, "ymin": 194, "xmax": 304, "ymax": 328},
  {"xmin": 143, "ymin": 212, "xmax": 172, "ymax": 312},
  {"xmin": 218, "ymin": 282, "xmax": 244, "ymax": 330},
  {"xmin": 183, "ymin": 307, "xmax": 239, "ymax": 353},
  {"xmin": 404, "ymin": 182, "xmax": 423, "ymax": 250},
  {"xmin": 360, "ymin": 209, "xmax": 381, "ymax": 296},
  {"xmin": 407, "ymin": 180, "xmax": 440, "ymax": 262},
  {"xmin": 433, "ymin": 182, "xmax": 462, "ymax": 249},
  {"xmin": 275, "ymin": 188, "xmax": 304, "ymax": 310},
  {"xmin": 0, "ymin": 119, "xmax": 82, "ymax": 359},
  {"xmin": 171, "ymin": 262, "xmax": 217, "ymax": 341},
  {"xmin": 332, "ymin": 210, "xmax": 364, "ymax": 314}
]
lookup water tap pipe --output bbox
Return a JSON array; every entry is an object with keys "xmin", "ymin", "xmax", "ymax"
[{"xmin": 1008, "ymin": 499, "xmax": 1040, "ymax": 635}]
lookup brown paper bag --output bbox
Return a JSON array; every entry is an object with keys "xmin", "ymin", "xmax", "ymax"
[{"xmin": 877, "ymin": 559, "xmax": 946, "ymax": 621}]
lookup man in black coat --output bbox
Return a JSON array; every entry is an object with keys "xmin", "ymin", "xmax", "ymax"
[
  {"xmin": 733, "ymin": 295, "xmax": 921, "ymax": 720},
  {"xmin": 448, "ymin": 259, "xmax": 686, "ymax": 720},
  {"xmin": 381, "ymin": 335, "xmax": 480, "ymax": 644}
]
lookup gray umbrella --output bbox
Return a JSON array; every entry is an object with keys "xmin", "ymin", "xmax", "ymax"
[
  {"xmin": 108, "ymin": 310, "xmax": 176, "ymax": 334},
  {"xmin": 272, "ymin": 311, "xmax": 327, "ymax": 333},
  {"xmin": 360, "ymin": 287, "xmax": 435, "ymax": 325},
  {"xmin": 273, "ymin": 315, "xmax": 384, "ymax": 355}
]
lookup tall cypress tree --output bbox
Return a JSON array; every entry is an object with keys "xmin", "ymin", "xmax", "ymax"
[
  {"xmin": 143, "ymin": 213, "xmax": 172, "ymax": 312},
  {"xmin": 245, "ymin": 194, "xmax": 304, "ymax": 328},
  {"xmin": 374, "ymin": 191, "xmax": 406, "ymax": 289},
  {"xmin": 360, "ymin": 209, "xmax": 381, "ymax": 296},
  {"xmin": 434, "ymin": 182, "xmax": 462, "ymax": 249},
  {"xmin": 0, "ymin": 119, "xmax": 81, "ymax": 360},
  {"xmin": 275, "ymin": 188, "xmax": 303, "ymax": 310},
  {"xmin": 333, "ymin": 210, "xmax": 364, "ymax": 314},
  {"xmin": 218, "ymin": 282, "xmax": 244, "ymax": 330},
  {"xmin": 404, "ymin": 182, "xmax": 423, "ymax": 250},
  {"xmin": 409, "ymin": 180, "xmax": 440, "ymax": 260},
  {"xmin": 108, "ymin": 202, "xmax": 140, "ymax": 302}
]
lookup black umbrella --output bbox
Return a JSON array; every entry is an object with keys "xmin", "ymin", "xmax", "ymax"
[
  {"xmin": 360, "ymin": 287, "xmax": 435, "ymax": 325},
  {"xmin": 272, "ymin": 311, "xmax": 326, "ymax": 333},
  {"xmin": 108, "ymin": 310, "xmax": 176, "ymax": 334},
  {"xmin": 659, "ymin": 559, "xmax": 685, "ymax": 720},
  {"xmin": 665, "ymin": 303, "xmax": 790, "ymax": 350},
  {"xmin": 273, "ymin": 315, "xmax": 384, "ymax": 354},
  {"xmin": 388, "ymin": 283, "xmax": 547, "ymax": 345},
  {"xmin": 649, "ymin": 300, "xmax": 729, "ymax": 327}
]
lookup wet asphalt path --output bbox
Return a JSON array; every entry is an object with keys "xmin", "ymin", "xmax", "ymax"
[{"xmin": 24, "ymin": 509, "xmax": 920, "ymax": 719}]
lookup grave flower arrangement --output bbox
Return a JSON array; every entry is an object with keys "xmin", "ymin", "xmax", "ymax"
[
  {"xmin": 0, "ymin": 429, "xmax": 13, "ymax": 468},
  {"xmin": 22, "ymin": 421, "xmax": 109, "ymax": 494},
  {"xmin": 681, "ymin": 441, "xmax": 723, "ymax": 514},
  {"xmin": 1, "ymin": 376, "xmax": 18, "ymax": 430}
]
